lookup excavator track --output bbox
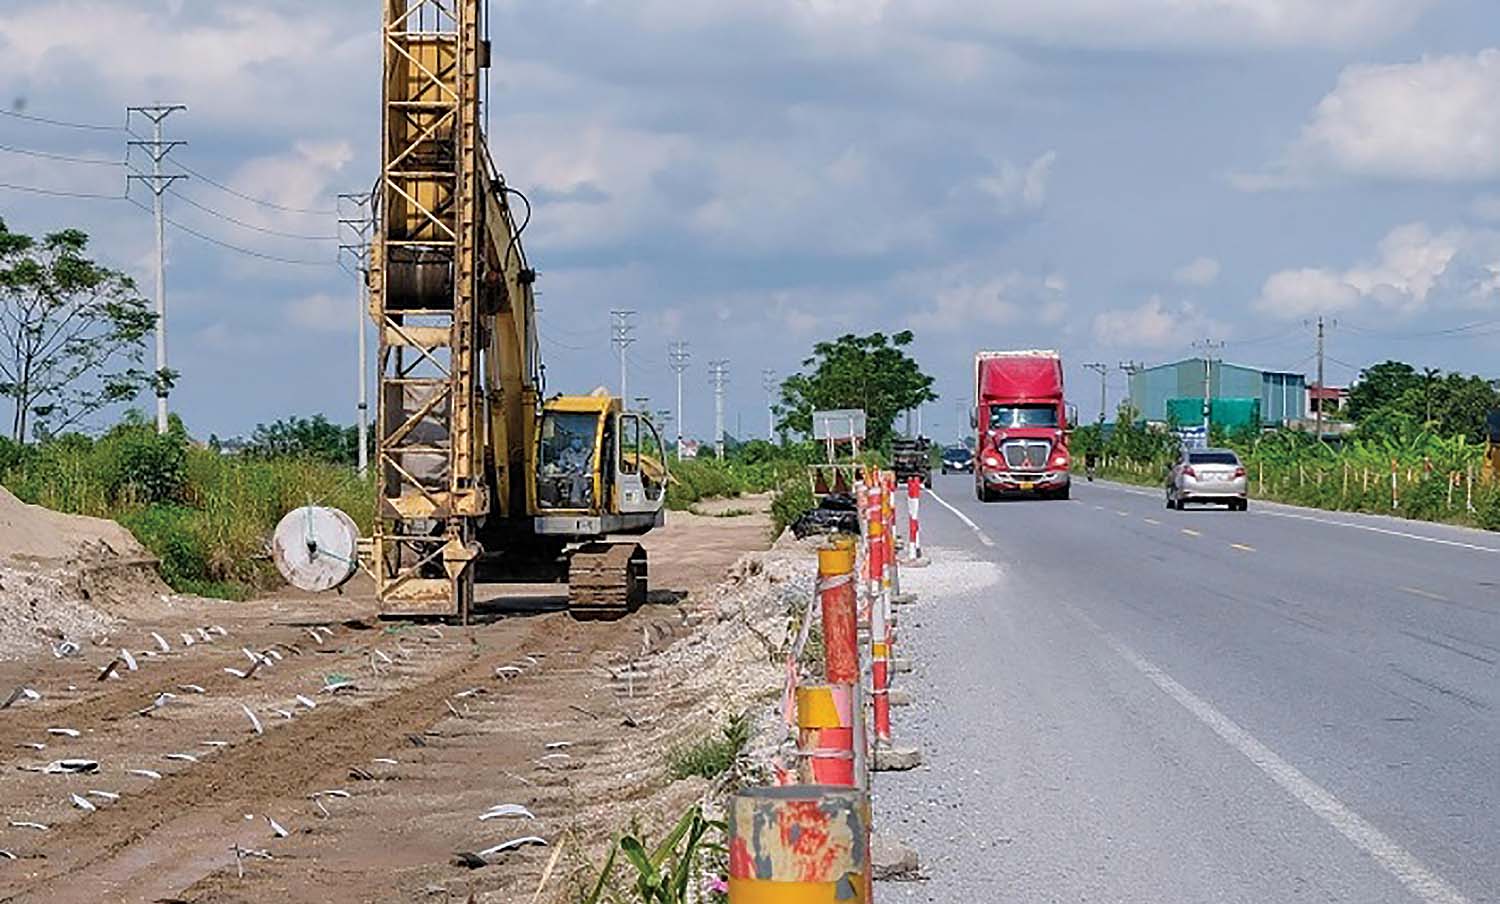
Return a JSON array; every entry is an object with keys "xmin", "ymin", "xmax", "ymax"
[{"xmin": 567, "ymin": 542, "xmax": 646, "ymax": 619}]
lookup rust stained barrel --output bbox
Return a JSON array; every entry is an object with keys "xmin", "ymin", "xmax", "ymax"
[
  {"xmin": 817, "ymin": 539, "xmax": 859, "ymax": 685},
  {"xmin": 796, "ymin": 684, "xmax": 856, "ymax": 786},
  {"xmin": 729, "ymin": 785, "xmax": 870, "ymax": 902}
]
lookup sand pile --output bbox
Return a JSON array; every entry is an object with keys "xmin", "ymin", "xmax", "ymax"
[{"xmin": 0, "ymin": 486, "xmax": 166, "ymax": 659}]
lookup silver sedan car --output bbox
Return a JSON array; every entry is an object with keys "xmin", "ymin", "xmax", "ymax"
[{"xmin": 1166, "ymin": 448, "xmax": 1248, "ymax": 511}]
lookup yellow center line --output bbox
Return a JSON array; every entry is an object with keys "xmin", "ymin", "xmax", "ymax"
[
  {"xmin": 1181, "ymin": 528, "xmax": 1201, "ymax": 537},
  {"xmin": 1399, "ymin": 586, "xmax": 1449, "ymax": 603},
  {"xmin": 1143, "ymin": 518, "xmax": 1161, "ymax": 525},
  {"xmin": 1231, "ymin": 543, "xmax": 1256, "ymax": 553}
]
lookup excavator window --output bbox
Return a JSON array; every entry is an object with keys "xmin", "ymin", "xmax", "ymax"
[
  {"xmin": 638, "ymin": 418, "xmax": 666, "ymax": 502},
  {"xmin": 537, "ymin": 410, "xmax": 601, "ymax": 510},
  {"xmin": 620, "ymin": 414, "xmax": 641, "ymax": 476}
]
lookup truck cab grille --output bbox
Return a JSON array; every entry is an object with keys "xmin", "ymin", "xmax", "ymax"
[{"xmin": 1001, "ymin": 440, "xmax": 1051, "ymax": 471}]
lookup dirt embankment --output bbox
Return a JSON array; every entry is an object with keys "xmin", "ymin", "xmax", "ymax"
[
  {"xmin": 0, "ymin": 486, "xmax": 172, "ymax": 662},
  {"xmin": 0, "ymin": 492, "xmax": 807, "ymax": 903}
]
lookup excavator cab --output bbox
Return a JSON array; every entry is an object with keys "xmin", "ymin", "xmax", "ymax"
[{"xmin": 534, "ymin": 395, "xmax": 667, "ymax": 533}]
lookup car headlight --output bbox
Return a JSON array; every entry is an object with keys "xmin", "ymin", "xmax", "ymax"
[{"xmin": 983, "ymin": 455, "xmax": 1000, "ymax": 468}]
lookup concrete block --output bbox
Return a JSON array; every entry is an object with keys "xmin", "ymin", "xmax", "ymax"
[
  {"xmin": 888, "ymin": 687, "xmax": 913, "ymax": 707},
  {"xmin": 872, "ymin": 743, "xmax": 922, "ymax": 772},
  {"xmin": 903, "ymin": 556, "xmax": 931, "ymax": 569},
  {"xmin": 891, "ymin": 657, "xmax": 912, "ymax": 674},
  {"xmin": 892, "ymin": 592, "xmax": 918, "ymax": 605},
  {"xmin": 871, "ymin": 832, "xmax": 920, "ymax": 880}
]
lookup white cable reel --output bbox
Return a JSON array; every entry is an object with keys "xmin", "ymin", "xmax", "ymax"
[{"xmin": 272, "ymin": 507, "xmax": 360, "ymax": 592}]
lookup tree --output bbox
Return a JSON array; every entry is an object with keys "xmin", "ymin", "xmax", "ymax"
[
  {"xmin": 1348, "ymin": 360, "xmax": 1498, "ymax": 443},
  {"xmin": 776, "ymin": 331, "xmax": 937, "ymax": 449},
  {"xmin": 245, "ymin": 414, "xmax": 361, "ymax": 464},
  {"xmin": 1347, "ymin": 361, "xmax": 1421, "ymax": 424},
  {"xmin": 0, "ymin": 218, "xmax": 157, "ymax": 441}
]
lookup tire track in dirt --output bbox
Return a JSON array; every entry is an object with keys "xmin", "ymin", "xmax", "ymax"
[{"xmin": 0, "ymin": 614, "xmax": 583, "ymax": 903}]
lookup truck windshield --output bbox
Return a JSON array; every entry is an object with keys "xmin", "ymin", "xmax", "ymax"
[{"xmin": 989, "ymin": 405, "xmax": 1058, "ymax": 429}]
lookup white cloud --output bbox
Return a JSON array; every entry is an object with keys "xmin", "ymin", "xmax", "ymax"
[
  {"xmin": 1091, "ymin": 296, "xmax": 1211, "ymax": 348},
  {"xmin": 1253, "ymin": 269, "xmax": 1362, "ymax": 319},
  {"xmin": 285, "ymin": 293, "xmax": 350, "ymax": 332},
  {"xmin": 903, "ymin": 269, "xmax": 1068, "ymax": 333},
  {"xmin": 1172, "ymin": 256, "xmax": 1221, "ymax": 288},
  {"xmin": 628, "ymin": 0, "xmax": 1432, "ymax": 49},
  {"xmin": 975, "ymin": 151, "xmax": 1056, "ymax": 212},
  {"xmin": 1473, "ymin": 196, "xmax": 1500, "ymax": 223},
  {"xmin": 1253, "ymin": 222, "xmax": 1497, "ymax": 319},
  {"xmin": 1246, "ymin": 50, "xmax": 1500, "ymax": 186}
]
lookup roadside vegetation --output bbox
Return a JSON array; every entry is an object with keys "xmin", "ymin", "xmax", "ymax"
[
  {"xmin": 0, "ymin": 411, "xmax": 370, "ymax": 599},
  {"xmin": 1072, "ymin": 360, "xmax": 1500, "ymax": 530}
]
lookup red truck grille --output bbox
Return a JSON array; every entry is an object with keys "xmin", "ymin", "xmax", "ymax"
[{"xmin": 1001, "ymin": 440, "xmax": 1051, "ymax": 471}]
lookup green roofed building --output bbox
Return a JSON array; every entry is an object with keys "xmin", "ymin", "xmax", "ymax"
[{"xmin": 1128, "ymin": 358, "xmax": 1305, "ymax": 427}]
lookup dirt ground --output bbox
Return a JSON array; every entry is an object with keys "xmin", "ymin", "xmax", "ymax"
[{"xmin": 0, "ymin": 493, "xmax": 788, "ymax": 903}]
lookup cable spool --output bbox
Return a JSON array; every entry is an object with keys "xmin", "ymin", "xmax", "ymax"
[{"xmin": 272, "ymin": 506, "xmax": 360, "ymax": 592}]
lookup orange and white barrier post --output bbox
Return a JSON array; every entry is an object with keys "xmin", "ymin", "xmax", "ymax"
[
  {"xmin": 796, "ymin": 685, "xmax": 857, "ymax": 786},
  {"xmin": 729, "ymin": 785, "xmax": 870, "ymax": 902},
  {"xmin": 817, "ymin": 539, "xmax": 864, "ymax": 785},
  {"xmin": 906, "ymin": 476, "xmax": 922, "ymax": 562},
  {"xmin": 867, "ymin": 483, "xmax": 892, "ymax": 747}
]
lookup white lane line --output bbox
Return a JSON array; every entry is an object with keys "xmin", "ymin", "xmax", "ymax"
[
  {"xmin": 1143, "ymin": 518, "xmax": 1162, "ymax": 526},
  {"xmin": 1399, "ymin": 586, "xmax": 1450, "ymax": 603},
  {"xmin": 1254, "ymin": 508, "xmax": 1500, "ymax": 555},
  {"xmin": 1105, "ymin": 480, "xmax": 1500, "ymax": 555},
  {"xmin": 1082, "ymin": 617, "xmax": 1472, "ymax": 904},
  {"xmin": 1231, "ymin": 543, "xmax": 1256, "ymax": 553},
  {"xmin": 1116, "ymin": 510, "xmax": 1130, "ymax": 517},
  {"xmin": 1181, "ymin": 528, "xmax": 1201, "ymax": 537},
  {"xmin": 927, "ymin": 489, "xmax": 995, "ymax": 547}
]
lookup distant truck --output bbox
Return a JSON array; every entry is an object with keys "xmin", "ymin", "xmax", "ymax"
[
  {"xmin": 973, "ymin": 350, "xmax": 1073, "ymax": 501},
  {"xmin": 891, "ymin": 436, "xmax": 931, "ymax": 488}
]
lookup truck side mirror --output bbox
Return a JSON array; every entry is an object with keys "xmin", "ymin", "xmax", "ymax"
[
  {"xmin": 1066, "ymin": 404, "xmax": 1079, "ymax": 429},
  {"xmin": 969, "ymin": 409, "xmax": 977, "ymax": 429}
]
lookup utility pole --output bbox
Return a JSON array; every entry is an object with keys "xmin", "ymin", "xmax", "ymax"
[
  {"xmin": 1305, "ymin": 316, "xmax": 1337, "ymax": 440},
  {"xmin": 610, "ymin": 310, "xmax": 637, "ymax": 403},
  {"xmin": 338, "ymin": 192, "xmax": 375, "ymax": 476},
  {"xmin": 1083, "ymin": 363, "xmax": 1108, "ymax": 423},
  {"xmin": 1192, "ymin": 340, "xmax": 1224, "ymax": 437},
  {"xmin": 761, "ymin": 369, "xmax": 777, "ymax": 442},
  {"xmin": 709, "ymin": 360, "xmax": 729, "ymax": 460},
  {"xmin": 126, "ymin": 104, "xmax": 188, "ymax": 434},
  {"xmin": 669, "ymin": 342, "xmax": 690, "ymax": 460},
  {"xmin": 1116, "ymin": 361, "xmax": 1143, "ymax": 421}
]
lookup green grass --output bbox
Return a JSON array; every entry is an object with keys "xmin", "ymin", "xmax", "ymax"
[
  {"xmin": 1, "ymin": 421, "xmax": 370, "ymax": 599},
  {"xmin": 666, "ymin": 712, "xmax": 751, "ymax": 781}
]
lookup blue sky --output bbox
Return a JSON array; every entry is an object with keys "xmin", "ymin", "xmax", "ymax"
[{"xmin": 2, "ymin": 0, "xmax": 1498, "ymax": 443}]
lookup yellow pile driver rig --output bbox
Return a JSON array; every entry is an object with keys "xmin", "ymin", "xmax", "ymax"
[{"xmin": 369, "ymin": 0, "xmax": 666, "ymax": 621}]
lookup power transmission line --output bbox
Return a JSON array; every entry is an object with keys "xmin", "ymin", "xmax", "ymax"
[
  {"xmin": 708, "ymin": 361, "xmax": 729, "ymax": 461},
  {"xmin": 0, "ymin": 107, "xmax": 123, "ymax": 132},
  {"xmin": 669, "ymin": 341, "xmax": 690, "ymax": 461},
  {"xmin": 126, "ymin": 104, "xmax": 187, "ymax": 435},
  {"xmin": 338, "ymin": 192, "xmax": 375, "ymax": 477},
  {"xmin": 0, "ymin": 181, "xmax": 124, "ymax": 200},
  {"xmin": 762, "ymin": 369, "xmax": 777, "ymax": 441},
  {"xmin": 171, "ymin": 158, "xmax": 336, "ymax": 216},
  {"xmin": 1082, "ymin": 363, "xmax": 1108, "ymax": 423},
  {"xmin": 610, "ymin": 310, "xmax": 637, "ymax": 403},
  {"xmin": 168, "ymin": 187, "xmax": 339, "ymax": 241},
  {"xmin": 125, "ymin": 197, "xmax": 336, "ymax": 267},
  {"xmin": 1191, "ymin": 339, "xmax": 1224, "ymax": 435},
  {"xmin": 0, "ymin": 142, "xmax": 124, "ymax": 166}
]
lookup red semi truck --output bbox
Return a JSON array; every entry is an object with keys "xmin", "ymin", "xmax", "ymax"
[{"xmin": 972, "ymin": 350, "xmax": 1074, "ymax": 501}]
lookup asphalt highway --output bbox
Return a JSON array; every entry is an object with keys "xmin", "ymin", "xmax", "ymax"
[{"xmin": 878, "ymin": 475, "xmax": 1498, "ymax": 903}]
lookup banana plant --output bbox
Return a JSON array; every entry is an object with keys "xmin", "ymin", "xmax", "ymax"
[{"xmin": 584, "ymin": 805, "xmax": 728, "ymax": 904}]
